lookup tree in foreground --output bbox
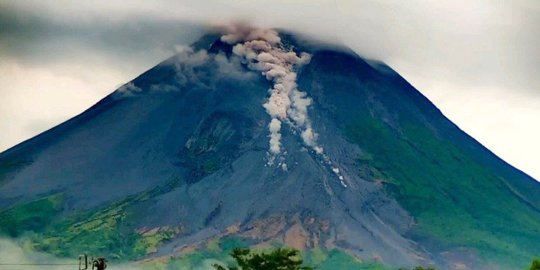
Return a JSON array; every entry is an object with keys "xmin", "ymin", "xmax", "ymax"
[
  {"xmin": 213, "ymin": 247, "xmax": 314, "ymax": 270},
  {"xmin": 530, "ymin": 258, "xmax": 540, "ymax": 270}
]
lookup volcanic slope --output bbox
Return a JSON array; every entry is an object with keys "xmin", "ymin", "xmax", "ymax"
[{"xmin": 0, "ymin": 29, "xmax": 539, "ymax": 270}]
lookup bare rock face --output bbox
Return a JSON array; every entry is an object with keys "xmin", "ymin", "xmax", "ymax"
[{"xmin": 284, "ymin": 223, "xmax": 309, "ymax": 250}]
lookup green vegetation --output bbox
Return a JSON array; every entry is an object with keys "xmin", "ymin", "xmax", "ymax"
[
  {"xmin": 213, "ymin": 247, "xmax": 313, "ymax": 270},
  {"xmin": 313, "ymin": 249, "xmax": 390, "ymax": 270},
  {"xmin": 136, "ymin": 236, "xmax": 393, "ymax": 270},
  {"xmin": 345, "ymin": 116, "xmax": 540, "ymax": 268},
  {"xmin": 530, "ymin": 258, "xmax": 540, "ymax": 270},
  {"xmin": 137, "ymin": 240, "xmax": 451, "ymax": 270},
  {"xmin": 135, "ymin": 227, "xmax": 181, "ymax": 254},
  {"xmin": 0, "ymin": 194, "xmax": 63, "ymax": 237},
  {"xmin": 157, "ymin": 236, "xmax": 247, "ymax": 270},
  {"xmin": 32, "ymin": 196, "xmax": 174, "ymax": 259},
  {"xmin": 0, "ymin": 177, "xmax": 184, "ymax": 260}
]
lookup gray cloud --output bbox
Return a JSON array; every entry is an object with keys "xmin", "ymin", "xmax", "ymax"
[
  {"xmin": 4, "ymin": 0, "xmax": 536, "ymax": 94},
  {"xmin": 0, "ymin": 3, "xmax": 204, "ymax": 68},
  {"xmin": 336, "ymin": 0, "xmax": 540, "ymax": 96}
]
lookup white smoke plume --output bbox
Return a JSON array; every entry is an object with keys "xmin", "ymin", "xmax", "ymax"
[
  {"xmin": 115, "ymin": 46, "xmax": 255, "ymax": 97},
  {"xmin": 220, "ymin": 25, "xmax": 323, "ymax": 161},
  {"xmin": 332, "ymin": 166, "xmax": 347, "ymax": 187},
  {"xmin": 115, "ymin": 82, "xmax": 142, "ymax": 98}
]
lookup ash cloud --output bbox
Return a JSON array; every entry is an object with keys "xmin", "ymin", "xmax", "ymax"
[
  {"xmin": 219, "ymin": 25, "xmax": 323, "ymax": 160},
  {"xmin": 115, "ymin": 46, "xmax": 256, "ymax": 97},
  {"xmin": 170, "ymin": 47, "xmax": 256, "ymax": 82},
  {"xmin": 115, "ymin": 82, "xmax": 143, "ymax": 98}
]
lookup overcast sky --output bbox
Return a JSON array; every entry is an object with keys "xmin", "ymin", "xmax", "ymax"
[{"xmin": 0, "ymin": 0, "xmax": 539, "ymax": 180}]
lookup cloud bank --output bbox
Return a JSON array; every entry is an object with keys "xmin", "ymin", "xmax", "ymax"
[{"xmin": 0, "ymin": 0, "xmax": 539, "ymax": 181}]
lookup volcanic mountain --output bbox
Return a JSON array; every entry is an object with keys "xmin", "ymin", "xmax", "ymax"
[{"xmin": 1, "ymin": 28, "xmax": 539, "ymax": 270}]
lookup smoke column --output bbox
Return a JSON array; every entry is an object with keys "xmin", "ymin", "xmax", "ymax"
[{"xmin": 220, "ymin": 25, "xmax": 323, "ymax": 163}]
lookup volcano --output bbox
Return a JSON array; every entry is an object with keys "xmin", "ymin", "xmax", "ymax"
[{"xmin": 0, "ymin": 28, "xmax": 539, "ymax": 270}]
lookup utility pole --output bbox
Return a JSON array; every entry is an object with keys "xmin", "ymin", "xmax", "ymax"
[{"xmin": 79, "ymin": 254, "xmax": 107, "ymax": 270}]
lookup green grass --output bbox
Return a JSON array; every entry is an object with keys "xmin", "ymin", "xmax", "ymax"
[
  {"xmin": 311, "ymin": 249, "xmax": 391, "ymax": 270},
  {"xmin": 156, "ymin": 236, "xmax": 246, "ymax": 270},
  {"xmin": 33, "ymin": 200, "xmax": 142, "ymax": 258},
  {"xmin": 345, "ymin": 116, "xmax": 540, "ymax": 268},
  {"xmin": 0, "ymin": 193, "xmax": 64, "ymax": 237},
  {"xmin": 139, "ymin": 236, "xmax": 393, "ymax": 270},
  {"xmin": 24, "ymin": 177, "xmax": 184, "ymax": 260}
]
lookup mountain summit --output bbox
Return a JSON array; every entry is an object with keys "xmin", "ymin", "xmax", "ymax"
[{"xmin": 1, "ymin": 27, "xmax": 539, "ymax": 270}]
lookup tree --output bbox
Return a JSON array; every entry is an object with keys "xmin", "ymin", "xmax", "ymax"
[
  {"xmin": 213, "ymin": 247, "xmax": 314, "ymax": 270},
  {"xmin": 530, "ymin": 258, "xmax": 540, "ymax": 270},
  {"xmin": 413, "ymin": 267, "xmax": 436, "ymax": 270}
]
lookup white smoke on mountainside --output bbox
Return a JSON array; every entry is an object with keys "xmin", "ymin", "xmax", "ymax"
[
  {"xmin": 115, "ymin": 82, "xmax": 143, "ymax": 98},
  {"xmin": 113, "ymin": 24, "xmax": 324, "ymax": 161},
  {"xmin": 114, "ymin": 46, "xmax": 256, "ymax": 98},
  {"xmin": 111, "ymin": 24, "xmax": 346, "ymax": 184},
  {"xmin": 219, "ymin": 25, "xmax": 346, "ymax": 185},
  {"xmin": 220, "ymin": 25, "xmax": 323, "ymax": 163}
]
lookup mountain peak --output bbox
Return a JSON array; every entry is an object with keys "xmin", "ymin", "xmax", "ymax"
[{"xmin": 1, "ymin": 27, "xmax": 539, "ymax": 270}]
